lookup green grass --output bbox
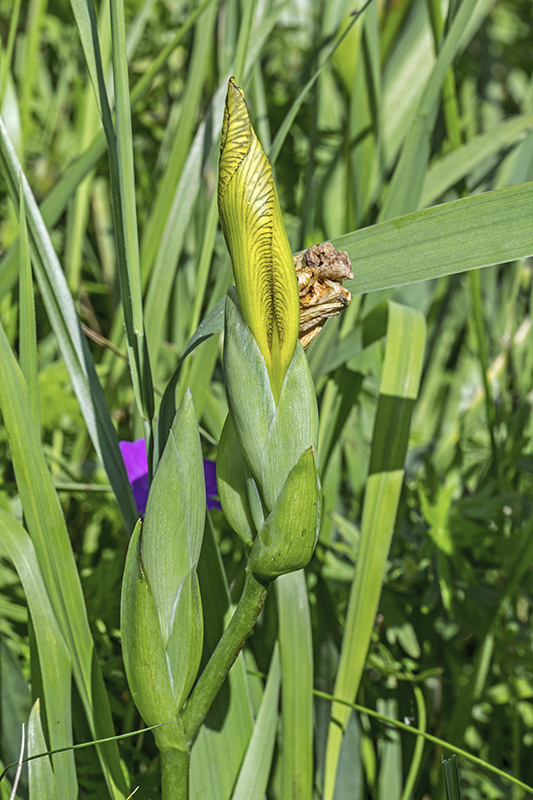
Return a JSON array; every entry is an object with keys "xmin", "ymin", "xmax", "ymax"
[{"xmin": 1, "ymin": 0, "xmax": 533, "ymax": 798}]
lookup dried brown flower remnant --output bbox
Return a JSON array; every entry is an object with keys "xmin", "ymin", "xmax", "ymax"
[{"xmin": 294, "ymin": 242, "xmax": 354, "ymax": 348}]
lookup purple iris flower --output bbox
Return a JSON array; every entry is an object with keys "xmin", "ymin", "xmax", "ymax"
[{"xmin": 119, "ymin": 439, "xmax": 221, "ymax": 517}]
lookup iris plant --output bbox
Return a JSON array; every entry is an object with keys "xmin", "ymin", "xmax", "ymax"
[{"xmin": 120, "ymin": 78, "xmax": 322, "ymax": 799}]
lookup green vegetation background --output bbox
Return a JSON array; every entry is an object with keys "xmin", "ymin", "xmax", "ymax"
[{"xmin": 0, "ymin": 0, "xmax": 533, "ymax": 798}]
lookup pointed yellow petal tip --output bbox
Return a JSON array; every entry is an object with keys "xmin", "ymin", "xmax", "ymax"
[
  {"xmin": 218, "ymin": 78, "xmax": 300, "ymax": 402},
  {"xmin": 218, "ymin": 78, "xmax": 251, "ymax": 204}
]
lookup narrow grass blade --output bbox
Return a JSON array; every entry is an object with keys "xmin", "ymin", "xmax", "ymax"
[
  {"xmin": 316, "ymin": 689, "xmax": 533, "ymax": 797},
  {"xmin": 381, "ymin": 0, "xmax": 435, "ymax": 171},
  {"xmin": 232, "ymin": 0, "xmax": 257, "ymax": 84},
  {"xmin": 268, "ymin": 9, "xmax": 361, "ymax": 166},
  {"xmin": 187, "ymin": 194, "xmax": 220, "ymax": 340},
  {"xmin": 0, "ymin": 0, "xmax": 21, "ymax": 107},
  {"xmin": 377, "ymin": 700, "xmax": 402, "ymax": 800},
  {"xmin": 28, "ymin": 702, "xmax": 60, "ymax": 800},
  {"xmin": 109, "ymin": 0, "xmax": 153, "ymax": 422},
  {"xmin": 400, "ymin": 686, "xmax": 426, "ymax": 800},
  {"xmin": 180, "ymin": 331, "xmax": 221, "ymax": 422},
  {"xmin": 335, "ymin": 182, "xmax": 533, "ymax": 296},
  {"xmin": 19, "ymin": 0, "xmax": 46, "ymax": 142},
  {"xmin": 442, "ymin": 754, "xmax": 462, "ymax": 800},
  {"xmin": 67, "ymin": 0, "xmax": 101, "ymax": 109},
  {"xmin": 17, "ymin": 179, "xmax": 39, "ymax": 429},
  {"xmin": 0, "ymin": 0, "xmax": 216, "ymax": 302},
  {"xmin": 143, "ymin": 79, "xmax": 226, "ymax": 367},
  {"xmin": 426, "ymin": 0, "xmax": 462, "ymax": 153},
  {"xmin": 276, "ymin": 570, "xmax": 314, "ymax": 800},
  {"xmin": 124, "ymin": 0, "xmax": 157, "ymax": 58},
  {"xmin": 378, "ymin": 0, "xmax": 482, "ymax": 220},
  {"xmin": 99, "ymin": 36, "xmax": 153, "ymax": 432},
  {"xmin": 348, "ymin": 2, "xmax": 381, "ymax": 228},
  {"xmin": 468, "ymin": 269, "xmax": 500, "ymax": 477},
  {"xmin": 64, "ymin": 53, "xmax": 104, "ymax": 293},
  {"xmin": 446, "ymin": 511, "xmax": 533, "ymax": 745},
  {"xmin": 232, "ymin": 645, "xmax": 281, "ymax": 800},
  {"xmin": 0, "ymin": 115, "xmax": 137, "ymax": 531},
  {"xmin": 0, "ymin": 512, "xmax": 76, "ymax": 800},
  {"xmin": 421, "ymin": 115, "xmax": 533, "ymax": 207},
  {"xmin": 0, "ymin": 638, "xmax": 30, "ymax": 795},
  {"xmin": 495, "ymin": 127, "xmax": 533, "ymax": 189},
  {"xmin": 69, "ymin": 0, "xmax": 154, "ymax": 430},
  {"xmin": 139, "ymin": 1, "xmax": 218, "ymax": 281},
  {"xmin": 323, "ymin": 301, "xmax": 426, "ymax": 800}
]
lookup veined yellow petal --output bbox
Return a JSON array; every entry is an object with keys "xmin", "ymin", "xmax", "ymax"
[{"xmin": 218, "ymin": 78, "xmax": 300, "ymax": 401}]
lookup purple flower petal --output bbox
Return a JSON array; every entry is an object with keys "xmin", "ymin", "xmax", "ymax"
[
  {"xmin": 119, "ymin": 440, "xmax": 149, "ymax": 516},
  {"xmin": 204, "ymin": 459, "xmax": 221, "ymax": 511},
  {"xmin": 119, "ymin": 439, "xmax": 147, "ymax": 483},
  {"xmin": 119, "ymin": 439, "xmax": 221, "ymax": 516}
]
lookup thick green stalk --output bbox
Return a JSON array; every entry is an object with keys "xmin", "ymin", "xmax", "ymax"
[
  {"xmin": 181, "ymin": 570, "xmax": 269, "ymax": 744},
  {"xmin": 159, "ymin": 746, "xmax": 190, "ymax": 800}
]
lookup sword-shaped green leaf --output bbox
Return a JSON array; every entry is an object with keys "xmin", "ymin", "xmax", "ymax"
[
  {"xmin": 276, "ymin": 572, "xmax": 314, "ymax": 800},
  {"xmin": 323, "ymin": 301, "xmax": 426, "ymax": 800},
  {"xmin": 28, "ymin": 701, "xmax": 61, "ymax": 800},
  {"xmin": 0, "ymin": 512, "xmax": 76, "ymax": 800},
  {"xmin": 231, "ymin": 645, "xmax": 281, "ymax": 800},
  {"xmin": 0, "ymin": 319, "xmax": 128, "ymax": 799}
]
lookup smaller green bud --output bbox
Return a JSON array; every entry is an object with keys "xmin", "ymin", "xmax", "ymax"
[{"xmin": 247, "ymin": 447, "xmax": 321, "ymax": 581}]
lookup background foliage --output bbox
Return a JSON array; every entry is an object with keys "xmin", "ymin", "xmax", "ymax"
[{"xmin": 0, "ymin": 0, "xmax": 533, "ymax": 798}]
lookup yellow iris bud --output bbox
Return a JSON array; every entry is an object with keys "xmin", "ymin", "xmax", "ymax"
[{"xmin": 218, "ymin": 78, "xmax": 300, "ymax": 402}]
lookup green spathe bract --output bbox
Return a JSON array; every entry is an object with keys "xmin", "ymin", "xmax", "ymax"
[
  {"xmin": 259, "ymin": 342, "xmax": 319, "ymax": 512},
  {"xmin": 222, "ymin": 287, "xmax": 322, "ymax": 579},
  {"xmin": 120, "ymin": 521, "xmax": 186, "ymax": 751},
  {"xmin": 121, "ymin": 391, "xmax": 205, "ymax": 741},
  {"xmin": 141, "ymin": 389, "xmax": 205, "ymax": 641},
  {"xmin": 223, "ymin": 287, "xmax": 275, "ymax": 486},
  {"xmin": 224, "ymin": 288, "xmax": 319, "ymax": 508},
  {"xmin": 166, "ymin": 567, "xmax": 204, "ymax": 713},
  {"xmin": 216, "ymin": 414, "xmax": 256, "ymax": 547}
]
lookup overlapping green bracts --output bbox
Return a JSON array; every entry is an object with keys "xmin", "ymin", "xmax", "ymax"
[
  {"xmin": 217, "ymin": 80, "xmax": 321, "ymax": 580},
  {"xmin": 218, "ymin": 289, "xmax": 321, "ymax": 580},
  {"xmin": 121, "ymin": 392, "xmax": 205, "ymax": 752},
  {"xmin": 218, "ymin": 78, "xmax": 300, "ymax": 402}
]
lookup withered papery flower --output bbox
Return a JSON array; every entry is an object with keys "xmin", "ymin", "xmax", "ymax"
[{"xmin": 294, "ymin": 242, "xmax": 354, "ymax": 348}]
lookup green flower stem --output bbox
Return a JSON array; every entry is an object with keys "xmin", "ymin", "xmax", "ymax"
[
  {"xmin": 160, "ymin": 745, "xmax": 190, "ymax": 800},
  {"xmin": 182, "ymin": 569, "xmax": 269, "ymax": 745}
]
